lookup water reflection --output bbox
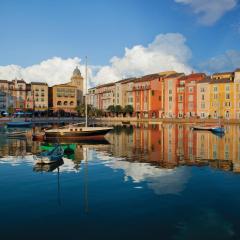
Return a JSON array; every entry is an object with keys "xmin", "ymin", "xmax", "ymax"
[{"xmin": 0, "ymin": 124, "xmax": 240, "ymax": 174}]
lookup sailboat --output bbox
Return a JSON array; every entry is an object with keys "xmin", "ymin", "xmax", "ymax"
[{"xmin": 44, "ymin": 57, "xmax": 113, "ymax": 141}]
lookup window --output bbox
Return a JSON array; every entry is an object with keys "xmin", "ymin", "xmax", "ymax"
[
  {"xmin": 57, "ymin": 101, "xmax": 62, "ymax": 106},
  {"xmin": 169, "ymin": 89, "xmax": 172, "ymax": 94},
  {"xmin": 201, "ymin": 94, "xmax": 205, "ymax": 100},
  {"xmin": 213, "ymin": 86, "xmax": 218, "ymax": 92},
  {"xmin": 178, "ymin": 95, "xmax": 183, "ymax": 102},
  {"xmin": 169, "ymin": 96, "xmax": 172, "ymax": 102},
  {"xmin": 188, "ymin": 95, "xmax": 193, "ymax": 101},
  {"xmin": 151, "ymin": 90, "xmax": 154, "ymax": 96},
  {"xmin": 226, "ymin": 85, "xmax": 230, "ymax": 91},
  {"xmin": 189, "ymin": 87, "xmax": 193, "ymax": 93},
  {"xmin": 200, "ymin": 87, "xmax": 205, "ymax": 93},
  {"xmin": 226, "ymin": 93, "xmax": 230, "ymax": 99},
  {"xmin": 158, "ymin": 96, "xmax": 161, "ymax": 101}
]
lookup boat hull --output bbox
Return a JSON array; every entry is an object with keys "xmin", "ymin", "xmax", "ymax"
[
  {"xmin": 7, "ymin": 122, "xmax": 32, "ymax": 128},
  {"xmin": 45, "ymin": 128, "xmax": 112, "ymax": 140}
]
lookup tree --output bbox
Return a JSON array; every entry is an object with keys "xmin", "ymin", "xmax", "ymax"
[
  {"xmin": 124, "ymin": 105, "xmax": 134, "ymax": 117},
  {"xmin": 75, "ymin": 104, "xmax": 85, "ymax": 117},
  {"xmin": 115, "ymin": 105, "xmax": 123, "ymax": 117},
  {"xmin": 107, "ymin": 105, "xmax": 115, "ymax": 116}
]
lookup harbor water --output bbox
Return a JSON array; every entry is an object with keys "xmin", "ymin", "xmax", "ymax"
[{"xmin": 0, "ymin": 123, "xmax": 240, "ymax": 240}]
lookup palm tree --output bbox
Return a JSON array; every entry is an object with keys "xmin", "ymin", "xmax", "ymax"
[
  {"xmin": 115, "ymin": 105, "xmax": 123, "ymax": 117},
  {"xmin": 107, "ymin": 105, "xmax": 115, "ymax": 116},
  {"xmin": 124, "ymin": 105, "xmax": 134, "ymax": 117}
]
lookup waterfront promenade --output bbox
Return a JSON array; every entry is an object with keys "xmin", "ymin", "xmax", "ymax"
[{"xmin": 1, "ymin": 116, "xmax": 240, "ymax": 125}]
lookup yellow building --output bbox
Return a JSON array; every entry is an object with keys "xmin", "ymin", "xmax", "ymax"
[
  {"xmin": 209, "ymin": 78, "xmax": 234, "ymax": 119},
  {"xmin": 31, "ymin": 82, "xmax": 48, "ymax": 111},
  {"xmin": 49, "ymin": 84, "xmax": 77, "ymax": 113}
]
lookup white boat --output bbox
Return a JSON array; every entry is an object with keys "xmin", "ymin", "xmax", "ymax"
[{"xmin": 34, "ymin": 145, "xmax": 64, "ymax": 164}]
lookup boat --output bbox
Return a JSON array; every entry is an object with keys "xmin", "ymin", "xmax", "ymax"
[
  {"xmin": 44, "ymin": 57, "xmax": 113, "ymax": 141},
  {"xmin": 192, "ymin": 124, "xmax": 225, "ymax": 133},
  {"xmin": 34, "ymin": 145, "xmax": 64, "ymax": 164},
  {"xmin": 122, "ymin": 120, "xmax": 130, "ymax": 125},
  {"xmin": 211, "ymin": 125, "xmax": 225, "ymax": 133},
  {"xmin": 32, "ymin": 132, "xmax": 45, "ymax": 141},
  {"xmin": 7, "ymin": 121, "xmax": 32, "ymax": 127},
  {"xmin": 34, "ymin": 159, "xmax": 64, "ymax": 172},
  {"xmin": 44, "ymin": 125, "xmax": 113, "ymax": 141},
  {"xmin": 7, "ymin": 131, "xmax": 29, "ymax": 138}
]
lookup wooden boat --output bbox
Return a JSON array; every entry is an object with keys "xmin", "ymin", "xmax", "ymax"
[
  {"xmin": 34, "ymin": 145, "xmax": 64, "ymax": 164},
  {"xmin": 44, "ymin": 126, "xmax": 113, "ymax": 141},
  {"xmin": 7, "ymin": 121, "xmax": 32, "ymax": 128},
  {"xmin": 7, "ymin": 131, "xmax": 29, "ymax": 138},
  {"xmin": 32, "ymin": 132, "xmax": 45, "ymax": 141}
]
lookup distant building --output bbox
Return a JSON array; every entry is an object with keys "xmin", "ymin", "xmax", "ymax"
[
  {"xmin": 49, "ymin": 84, "xmax": 77, "ymax": 113},
  {"xmin": 68, "ymin": 67, "xmax": 84, "ymax": 105},
  {"xmin": 31, "ymin": 82, "xmax": 48, "ymax": 111}
]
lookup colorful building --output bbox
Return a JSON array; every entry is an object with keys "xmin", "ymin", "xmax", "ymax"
[
  {"xmin": 196, "ymin": 77, "xmax": 211, "ymax": 118},
  {"xmin": 209, "ymin": 78, "xmax": 234, "ymax": 119}
]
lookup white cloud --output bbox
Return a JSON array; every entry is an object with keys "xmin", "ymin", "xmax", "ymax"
[
  {"xmin": 93, "ymin": 33, "xmax": 193, "ymax": 83},
  {"xmin": 199, "ymin": 50, "xmax": 240, "ymax": 72},
  {"xmin": 0, "ymin": 57, "xmax": 92, "ymax": 87},
  {"xmin": 0, "ymin": 33, "xmax": 193, "ymax": 87},
  {"xmin": 175, "ymin": 0, "xmax": 237, "ymax": 25}
]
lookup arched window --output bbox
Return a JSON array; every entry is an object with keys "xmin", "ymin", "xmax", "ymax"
[
  {"xmin": 57, "ymin": 101, "xmax": 62, "ymax": 106},
  {"xmin": 64, "ymin": 101, "xmax": 68, "ymax": 106},
  {"xmin": 70, "ymin": 101, "xmax": 74, "ymax": 106}
]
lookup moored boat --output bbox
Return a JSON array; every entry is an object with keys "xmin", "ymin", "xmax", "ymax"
[
  {"xmin": 44, "ymin": 126, "xmax": 113, "ymax": 141},
  {"xmin": 122, "ymin": 121, "xmax": 130, "ymax": 125},
  {"xmin": 34, "ymin": 145, "xmax": 64, "ymax": 164},
  {"xmin": 7, "ymin": 121, "xmax": 32, "ymax": 128}
]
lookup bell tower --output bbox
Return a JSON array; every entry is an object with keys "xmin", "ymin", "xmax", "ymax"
[{"xmin": 70, "ymin": 66, "xmax": 84, "ymax": 105}]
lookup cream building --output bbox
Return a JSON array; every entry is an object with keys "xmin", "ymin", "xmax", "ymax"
[
  {"xmin": 196, "ymin": 77, "xmax": 211, "ymax": 118},
  {"xmin": 68, "ymin": 67, "xmax": 84, "ymax": 105},
  {"xmin": 49, "ymin": 84, "xmax": 77, "ymax": 112},
  {"xmin": 31, "ymin": 82, "xmax": 48, "ymax": 111}
]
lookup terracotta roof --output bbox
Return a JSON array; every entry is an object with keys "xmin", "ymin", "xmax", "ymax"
[
  {"xmin": 52, "ymin": 83, "xmax": 76, "ymax": 88},
  {"xmin": 164, "ymin": 73, "xmax": 184, "ymax": 79},
  {"xmin": 16, "ymin": 79, "xmax": 26, "ymax": 83},
  {"xmin": 96, "ymin": 82, "xmax": 115, "ymax": 88},
  {"xmin": 209, "ymin": 78, "xmax": 233, "ymax": 84},
  {"xmin": 212, "ymin": 72, "xmax": 234, "ymax": 76},
  {"xmin": 0, "ymin": 80, "xmax": 9, "ymax": 83},
  {"xmin": 116, "ymin": 77, "xmax": 136, "ymax": 84},
  {"xmin": 196, "ymin": 77, "xmax": 211, "ymax": 84},
  {"xmin": 31, "ymin": 82, "xmax": 48, "ymax": 86}
]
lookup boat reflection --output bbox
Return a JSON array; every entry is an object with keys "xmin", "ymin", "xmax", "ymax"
[{"xmin": 33, "ymin": 159, "xmax": 64, "ymax": 172}]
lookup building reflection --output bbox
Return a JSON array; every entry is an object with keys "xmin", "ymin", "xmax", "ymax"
[
  {"xmin": 0, "ymin": 124, "xmax": 239, "ymax": 173},
  {"xmin": 108, "ymin": 124, "xmax": 240, "ymax": 173}
]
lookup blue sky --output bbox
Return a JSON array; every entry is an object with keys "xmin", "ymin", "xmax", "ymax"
[{"xmin": 0, "ymin": 0, "xmax": 240, "ymax": 85}]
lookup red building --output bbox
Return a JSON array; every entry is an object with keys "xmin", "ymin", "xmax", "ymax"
[{"xmin": 176, "ymin": 73, "xmax": 205, "ymax": 118}]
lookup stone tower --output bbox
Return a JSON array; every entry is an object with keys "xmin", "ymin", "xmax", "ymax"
[{"xmin": 70, "ymin": 66, "xmax": 84, "ymax": 105}]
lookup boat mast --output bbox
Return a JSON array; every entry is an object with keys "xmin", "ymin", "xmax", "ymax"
[{"xmin": 85, "ymin": 56, "xmax": 88, "ymax": 127}]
